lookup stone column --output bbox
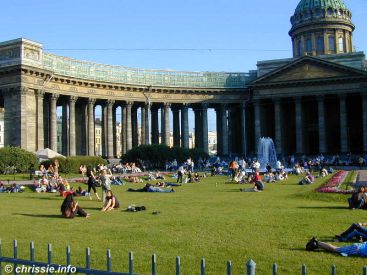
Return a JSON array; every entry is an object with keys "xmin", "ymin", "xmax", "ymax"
[
  {"xmin": 201, "ymin": 103, "xmax": 209, "ymax": 154},
  {"xmin": 36, "ymin": 90, "xmax": 45, "ymax": 150},
  {"xmin": 144, "ymin": 103, "xmax": 150, "ymax": 145},
  {"xmin": 172, "ymin": 106, "xmax": 180, "ymax": 147},
  {"xmin": 87, "ymin": 98, "xmax": 96, "ymax": 156},
  {"xmin": 254, "ymin": 100, "xmax": 261, "ymax": 148},
  {"xmin": 181, "ymin": 104, "xmax": 189, "ymax": 149},
  {"xmin": 362, "ymin": 94, "xmax": 367, "ymax": 152},
  {"xmin": 339, "ymin": 94, "xmax": 349, "ymax": 153},
  {"xmin": 126, "ymin": 102, "xmax": 133, "ymax": 151},
  {"xmin": 194, "ymin": 107, "xmax": 202, "ymax": 149},
  {"xmin": 215, "ymin": 106, "xmax": 223, "ymax": 155},
  {"xmin": 69, "ymin": 96, "xmax": 77, "ymax": 156},
  {"xmin": 240, "ymin": 102, "xmax": 247, "ymax": 156},
  {"xmin": 102, "ymin": 104, "xmax": 108, "ymax": 157},
  {"xmin": 107, "ymin": 100, "xmax": 114, "ymax": 158},
  {"xmin": 295, "ymin": 97, "xmax": 304, "ymax": 154},
  {"xmin": 131, "ymin": 105, "xmax": 138, "ymax": 147},
  {"xmin": 151, "ymin": 105, "xmax": 159, "ymax": 144},
  {"xmin": 218, "ymin": 104, "xmax": 229, "ymax": 156},
  {"xmin": 112, "ymin": 106, "xmax": 117, "ymax": 157},
  {"xmin": 50, "ymin": 93, "xmax": 59, "ymax": 152},
  {"xmin": 317, "ymin": 96, "xmax": 327, "ymax": 153},
  {"xmin": 274, "ymin": 99, "xmax": 282, "ymax": 155},
  {"xmin": 141, "ymin": 105, "xmax": 146, "ymax": 145},
  {"xmin": 160, "ymin": 106, "xmax": 165, "ymax": 144},
  {"xmin": 62, "ymin": 103, "xmax": 68, "ymax": 156},
  {"xmin": 121, "ymin": 104, "xmax": 127, "ymax": 155},
  {"xmin": 163, "ymin": 103, "xmax": 170, "ymax": 146}
]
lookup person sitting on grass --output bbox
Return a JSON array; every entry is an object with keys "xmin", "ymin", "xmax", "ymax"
[
  {"xmin": 299, "ymin": 172, "xmax": 314, "ymax": 185},
  {"xmin": 101, "ymin": 190, "xmax": 120, "ymax": 212},
  {"xmin": 0, "ymin": 182, "xmax": 5, "ymax": 193},
  {"xmin": 306, "ymin": 237, "xmax": 367, "ymax": 257},
  {"xmin": 335, "ymin": 222, "xmax": 367, "ymax": 242},
  {"xmin": 241, "ymin": 171, "xmax": 264, "ymax": 192},
  {"xmin": 61, "ymin": 194, "xmax": 90, "ymax": 218},
  {"xmin": 348, "ymin": 187, "xmax": 366, "ymax": 210},
  {"xmin": 193, "ymin": 172, "xmax": 200, "ymax": 182}
]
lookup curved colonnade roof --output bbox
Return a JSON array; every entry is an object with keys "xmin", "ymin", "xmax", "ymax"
[{"xmin": 41, "ymin": 52, "xmax": 253, "ymax": 89}]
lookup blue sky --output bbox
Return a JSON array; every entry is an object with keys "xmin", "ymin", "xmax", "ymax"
[{"xmin": 1, "ymin": 0, "xmax": 366, "ymax": 131}]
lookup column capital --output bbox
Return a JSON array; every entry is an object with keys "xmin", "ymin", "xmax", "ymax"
[
  {"xmin": 273, "ymin": 97, "xmax": 281, "ymax": 104},
  {"xmin": 240, "ymin": 102, "xmax": 247, "ymax": 109},
  {"xmin": 201, "ymin": 103, "xmax": 209, "ymax": 110},
  {"xmin": 293, "ymin": 96, "xmax": 302, "ymax": 102},
  {"xmin": 163, "ymin": 102, "xmax": 171, "ymax": 108},
  {"xmin": 50, "ymin": 93, "xmax": 59, "ymax": 101},
  {"xmin": 338, "ymin": 93, "xmax": 347, "ymax": 100},
  {"xmin": 316, "ymin": 95, "xmax": 325, "ymax": 102},
  {"xmin": 125, "ymin": 101, "xmax": 133, "ymax": 106},
  {"xmin": 19, "ymin": 86, "xmax": 33, "ymax": 96},
  {"xmin": 69, "ymin": 96, "xmax": 78, "ymax": 103},
  {"xmin": 36, "ymin": 89, "xmax": 45, "ymax": 98},
  {"xmin": 107, "ymin": 99, "xmax": 115, "ymax": 106},
  {"xmin": 88, "ymin": 98, "xmax": 96, "ymax": 105}
]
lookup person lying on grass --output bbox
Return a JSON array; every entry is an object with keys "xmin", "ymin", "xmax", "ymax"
[
  {"xmin": 61, "ymin": 194, "xmax": 90, "ymax": 218},
  {"xmin": 334, "ymin": 222, "xmax": 367, "ymax": 242},
  {"xmin": 155, "ymin": 182, "xmax": 181, "ymax": 187},
  {"xmin": 127, "ymin": 183, "xmax": 175, "ymax": 193},
  {"xmin": 101, "ymin": 190, "xmax": 120, "ymax": 212},
  {"xmin": 306, "ymin": 237, "xmax": 367, "ymax": 257}
]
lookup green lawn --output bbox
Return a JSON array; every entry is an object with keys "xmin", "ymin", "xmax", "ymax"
[{"xmin": 0, "ymin": 173, "xmax": 366, "ymax": 275}]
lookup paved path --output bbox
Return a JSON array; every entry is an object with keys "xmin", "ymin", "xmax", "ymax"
[{"xmin": 356, "ymin": 170, "xmax": 367, "ymax": 187}]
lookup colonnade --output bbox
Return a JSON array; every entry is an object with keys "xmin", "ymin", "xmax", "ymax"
[
  {"xmin": 41, "ymin": 94, "xmax": 247, "ymax": 157},
  {"xmin": 253, "ymin": 93, "xmax": 367, "ymax": 155}
]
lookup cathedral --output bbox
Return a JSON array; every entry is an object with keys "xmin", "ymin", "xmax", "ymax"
[{"xmin": 0, "ymin": 0, "xmax": 365, "ymax": 157}]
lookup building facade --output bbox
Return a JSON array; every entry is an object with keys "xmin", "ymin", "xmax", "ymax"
[{"xmin": 0, "ymin": 0, "xmax": 366, "ymax": 157}]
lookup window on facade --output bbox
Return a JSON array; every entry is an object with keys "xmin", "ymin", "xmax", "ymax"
[
  {"xmin": 338, "ymin": 37, "xmax": 344, "ymax": 52},
  {"xmin": 297, "ymin": 40, "xmax": 302, "ymax": 56},
  {"xmin": 306, "ymin": 39, "xmax": 312, "ymax": 53},
  {"xmin": 316, "ymin": 36, "xmax": 324, "ymax": 52},
  {"xmin": 329, "ymin": 36, "xmax": 335, "ymax": 51},
  {"xmin": 327, "ymin": 8, "xmax": 333, "ymax": 16}
]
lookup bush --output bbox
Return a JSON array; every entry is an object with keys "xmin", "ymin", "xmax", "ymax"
[
  {"xmin": 41, "ymin": 156, "xmax": 107, "ymax": 174},
  {"xmin": 121, "ymin": 145, "xmax": 209, "ymax": 169},
  {"xmin": 0, "ymin": 146, "xmax": 38, "ymax": 173}
]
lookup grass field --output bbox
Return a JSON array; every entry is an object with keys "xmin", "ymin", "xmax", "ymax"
[{"xmin": 0, "ymin": 172, "xmax": 366, "ymax": 275}]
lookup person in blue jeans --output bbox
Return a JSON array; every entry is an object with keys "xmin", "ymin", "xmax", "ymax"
[
  {"xmin": 306, "ymin": 237, "xmax": 367, "ymax": 257},
  {"xmin": 335, "ymin": 223, "xmax": 367, "ymax": 242},
  {"xmin": 127, "ymin": 184, "xmax": 175, "ymax": 193}
]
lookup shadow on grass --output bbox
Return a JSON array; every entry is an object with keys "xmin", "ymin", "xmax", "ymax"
[
  {"xmin": 13, "ymin": 213, "xmax": 61, "ymax": 219},
  {"xmin": 298, "ymin": 206, "xmax": 348, "ymax": 210},
  {"xmin": 82, "ymin": 207, "xmax": 101, "ymax": 210}
]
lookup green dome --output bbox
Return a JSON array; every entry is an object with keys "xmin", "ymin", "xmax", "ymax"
[
  {"xmin": 290, "ymin": 0, "xmax": 353, "ymax": 28},
  {"xmin": 295, "ymin": 0, "xmax": 347, "ymax": 13}
]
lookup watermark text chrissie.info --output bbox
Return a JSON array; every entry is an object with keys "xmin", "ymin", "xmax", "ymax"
[{"xmin": 3, "ymin": 264, "xmax": 77, "ymax": 274}]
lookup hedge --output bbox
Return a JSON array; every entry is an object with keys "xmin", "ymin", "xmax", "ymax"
[
  {"xmin": 0, "ymin": 146, "xmax": 38, "ymax": 173},
  {"xmin": 121, "ymin": 144, "xmax": 208, "ymax": 168},
  {"xmin": 41, "ymin": 156, "xmax": 107, "ymax": 174}
]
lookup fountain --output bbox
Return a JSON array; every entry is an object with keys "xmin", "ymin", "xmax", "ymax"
[{"xmin": 257, "ymin": 137, "xmax": 277, "ymax": 169}]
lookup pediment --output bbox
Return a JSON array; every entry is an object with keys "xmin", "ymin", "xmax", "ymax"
[{"xmin": 252, "ymin": 56, "xmax": 367, "ymax": 85}]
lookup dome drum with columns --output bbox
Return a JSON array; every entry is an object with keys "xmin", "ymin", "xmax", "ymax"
[{"xmin": 289, "ymin": 0, "xmax": 355, "ymax": 57}]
